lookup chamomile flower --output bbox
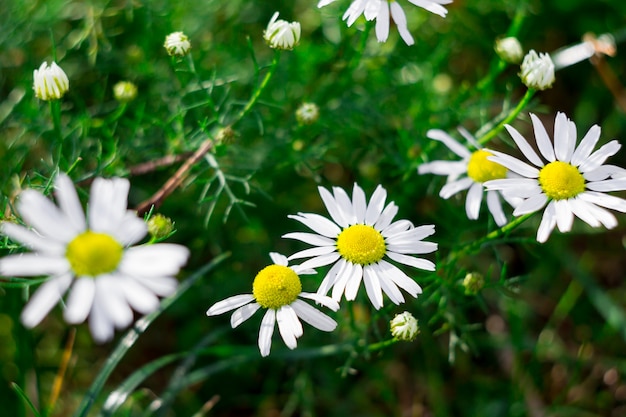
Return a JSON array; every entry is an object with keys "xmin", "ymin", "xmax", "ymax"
[
  {"xmin": 484, "ymin": 112, "xmax": 626, "ymax": 243},
  {"xmin": 418, "ymin": 128, "xmax": 519, "ymax": 226},
  {"xmin": 206, "ymin": 253, "xmax": 339, "ymax": 357},
  {"xmin": 283, "ymin": 183, "xmax": 437, "ymax": 310},
  {"xmin": 0, "ymin": 174, "xmax": 190, "ymax": 342},
  {"xmin": 318, "ymin": 0, "xmax": 451, "ymax": 46}
]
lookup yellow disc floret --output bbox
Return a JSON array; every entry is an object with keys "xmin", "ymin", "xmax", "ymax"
[
  {"xmin": 336, "ymin": 224, "xmax": 386, "ymax": 265},
  {"xmin": 252, "ymin": 265, "xmax": 302, "ymax": 309},
  {"xmin": 65, "ymin": 231, "xmax": 123, "ymax": 277},
  {"xmin": 467, "ymin": 150, "xmax": 508, "ymax": 183},
  {"xmin": 538, "ymin": 161, "xmax": 585, "ymax": 200}
]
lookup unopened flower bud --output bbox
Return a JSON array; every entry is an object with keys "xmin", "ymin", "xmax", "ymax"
[
  {"xmin": 147, "ymin": 214, "xmax": 174, "ymax": 239},
  {"xmin": 463, "ymin": 272, "xmax": 485, "ymax": 295},
  {"xmin": 113, "ymin": 81, "xmax": 138, "ymax": 103},
  {"xmin": 495, "ymin": 37, "xmax": 523, "ymax": 64},
  {"xmin": 520, "ymin": 50, "xmax": 555, "ymax": 90},
  {"xmin": 264, "ymin": 12, "xmax": 301, "ymax": 50},
  {"xmin": 33, "ymin": 61, "xmax": 69, "ymax": 101},
  {"xmin": 164, "ymin": 32, "xmax": 191, "ymax": 57},
  {"xmin": 390, "ymin": 312, "xmax": 419, "ymax": 342},
  {"xmin": 215, "ymin": 126, "xmax": 236, "ymax": 145},
  {"xmin": 295, "ymin": 102, "xmax": 320, "ymax": 125}
]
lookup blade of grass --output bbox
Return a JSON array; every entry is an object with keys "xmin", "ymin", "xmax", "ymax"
[{"xmin": 73, "ymin": 252, "xmax": 230, "ymax": 417}]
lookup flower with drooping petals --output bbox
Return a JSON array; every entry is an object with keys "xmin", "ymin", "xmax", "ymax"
[
  {"xmin": 206, "ymin": 253, "xmax": 339, "ymax": 357},
  {"xmin": 390, "ymin": 311, "xmax": 419, "ymax": 341},
  {"xmin": 484, "ymin": 112, "xmax": 626, "ymax": 243},
  {"xmin": 264, "ymin": 12, "xmax": 301, "ymax": 50},
  {"xmin": 283, "ymin": 183, "xmax": 437, "ymax": 310},
  {"xmin": 495, "ymin": 36, "xmax": 523, "ymax": 64},
  {"xmin": 33, "ymin": 61, "xmax": 69, "ymax": 101},
  {"xmin": 0, "ymin": 174, "xmax": 190, "ymax": 342}
]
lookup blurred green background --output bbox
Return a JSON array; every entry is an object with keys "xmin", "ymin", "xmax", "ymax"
[{"xmin": 1, "ymin": 0, "xmax": 626, "ymax": 416}]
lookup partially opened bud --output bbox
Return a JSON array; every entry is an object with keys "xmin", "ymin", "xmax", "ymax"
[
  {"xmin": 33, "ymin": 61, "xmax": 69, "ymax": 101},
  {"xmin": 495, "ymin": 37, "xmax": 524, "ymax": 64},
  {"xmin": 264, "ymin": 12, "xmax": 301, "ymax": 50},
  {"xmin": 390, "ymin": 311, "xmax": 419, "ymax": 342},
  {"xmin": 164, "ymin": 32, "xmax": 191, "ymax": 57},
  {"xmin": 520, "ymin": 50, "xmax": 555, "ymax": 90}
]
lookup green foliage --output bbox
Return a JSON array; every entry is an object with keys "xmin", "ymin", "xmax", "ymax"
[{"xmin": 1, "ymin": 0, "xmax": 626, "ymax": 416}]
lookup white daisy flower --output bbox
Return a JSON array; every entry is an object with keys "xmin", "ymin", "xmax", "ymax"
[
  {"xmin": 318, "ymin": 0, "xmax": 452, "ymax": 46},
  {"xmin": 0, "ymin": 173, "xmax": 190, "ymax": 342},
  {"xmin": 417, "ymin": 128, "xmax": 519, "ymax": 227},
  {"xmin": 484, "ymin": 112, "xmax": 626, "ymax": 243},
  {"xmin": 33, "ymin": 61, "xmax": 69, "ymax": 101},
  {"xmin": 283, "ymin": 183, "xmax": 437, "ymax": 310},
  {"xmin": 206, "ymin": 253, "xmax": 339, "ymax": 357}
]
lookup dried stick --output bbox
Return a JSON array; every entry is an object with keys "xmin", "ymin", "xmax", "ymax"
[{"xmin": 135, "ymin": 138, "xmax": 215, "ymax": 215}]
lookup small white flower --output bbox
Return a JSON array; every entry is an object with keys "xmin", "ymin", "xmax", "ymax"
[
  {"xmin": 283, "ymin": 183, "xmax": 437, "ymax": 310},
  {"xmin": 164, "ymin": 31, "xmax": 191, "ymax": 57},
  {"xmin": 0, "ymin": 174, "xmax": 190, "ymax": 342},
  {"xmin": 519, "ymin": 50, "xmax": 555, "ymax": 90},
  {"xmin": 484, "ymin": 112, "xmax": 626, "ymax": 243},
  {"xmin": 113, "ymin": 81, "xmax": 138, "ymax": 103},
  {"xmin": 495, "ymin": 36, "xmax": 523, "ymax": 64},
  {"xmin": 206, "ymin": 253, "xmax": 339, "ymax": 357},
  {"xmin": 264, "ymin": 12, "xmax": 301, "ymax": 50},
  {"xmin": 33, "ymin": 61, "xmax": 69, "ymax": 101},
  {"xmin": 319, "ymin": 0, "xmax": 452, "ymax": 46},
  {"xmin": 390, "ymin": 311, "xmax": 419, "ymax": 341},
  {"xmin": 418, "ymin": 128, "xmax": 519, "ymax": 226}
]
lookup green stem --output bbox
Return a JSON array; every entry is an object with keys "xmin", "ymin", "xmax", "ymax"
[
  {"xmin": 448, "ymin": 211, "xmax": 537, "ymax": 262},
  {"xmin": 233, "ymin": 50, "xmax": 280, "ymax": 125},
  {"xmin": 477, "ymin": 87, "xmax": 536, "ymax": 146}
]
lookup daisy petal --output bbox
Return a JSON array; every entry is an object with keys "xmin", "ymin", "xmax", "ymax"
[
  {"xmin": 504, "ymin": 123, "xmax": 544, "ymax": 167},
  {"xmin": 207, "ymin": 294, "xmax": 254, "ymax": 316},
  {"xmin": 63, "ymin": 277, "xmax": 96, "ymax": 324},
  {"xmin": 365, "ymin": 185, "xmax": 387, "ymax": 225},
  {"xmin": 231, "ymin": 303, "xmax": 261, "ymax": 328},
  {"xmin": 277, "ymin": 306, "xmax": 301, "ymax": 349},
  {"xmin": 291, "ymin": 299, "xmax": 337, "ymax": 332},
  {"xmin": 299, "ymin": 293, "xmax": 340, "ymax": 311},
  {"xmin": 537, "ymin": 201, "xmax": 557, "ymax": 243},
  {"xmin": 54, "ymin": 174, "xmax": 86, "ymax": 231},
  {"xmin": 288, "ymin": 213, "xmax": 342, "ymax": 238},
  {"xmin": 530, "ymin": 113, "xmax": 556, "ymax": 162},
  {"xmin": 0, "ymin": 254, "xmax": 69, "ymax": 277},
  {"xmin": 21, "ymin": 274, "xmax": 73, "ymax": 328},
  {"xmin": 1, "ymin": 222, "xmax": 65, "ymax": 254},
  {"xmin": 258, "ymin": 309, "xmax": 276, "ymax": 357},
  {"xmin": 386, "ymin": 251, "xmax": 436, "ymax": 271},
  {"xmin": 281, "ymin": 232, "xmax": 336, "ymax": 247},
  {"xmin": 426, "ymin": 129, "xmax": 471, "ymax": 158},
  {"xmin": 465, "ymin": 182, "xmax": 483, "ymax": 220},
  {"xmin": 363, "ymin": 266, "xmax": 383, "ymax": 310},
  {"xmin": 486, "ymin": 190, "xmax": 507, "ymax": 226}
]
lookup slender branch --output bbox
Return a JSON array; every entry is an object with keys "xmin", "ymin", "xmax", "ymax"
[
  {"xmin": 477, "ymin": 87, "xmax": 536, "ymax": 146},
  {"xmin": 128, "ymin": 151, "xmax": 194, "ymax": 176},
  {"xmin": 135, "ymin": 138, "xmax": 215, "ymax": 215}
]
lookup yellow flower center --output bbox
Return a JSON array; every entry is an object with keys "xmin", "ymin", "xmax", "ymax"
[
  {"xmin": 336, "ymin": 224, "xmax": 386, "ymax": 265},
  {"xmin": 252, "ymin": 265, "xmax": 302, "ymax": 309},
  {"xmin": 65, "ymin": 231, "xmax": 123, "ymax": 277},
  {"xmin": 466, "ymin": 150, "xmax": 508, "ymax": 183},
  {"xmin": 538, "ymin": 161, "xmax": 585, "ymax": 200}
]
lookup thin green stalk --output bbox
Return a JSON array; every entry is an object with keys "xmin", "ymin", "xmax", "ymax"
[
  {"xmin": 448, "ymin": 211, "xmax": 536, "ymax": 262},
  {"xmin": 49, "ymin": 100, "xmax": 63, "ymax": 166},
  {"xmin": 477, "ymin": 87, "xmax": 536, "ymax": 146},
  {"xmin": 233, "ymin": 50, "xmax": 281, "ymax": 125}
]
